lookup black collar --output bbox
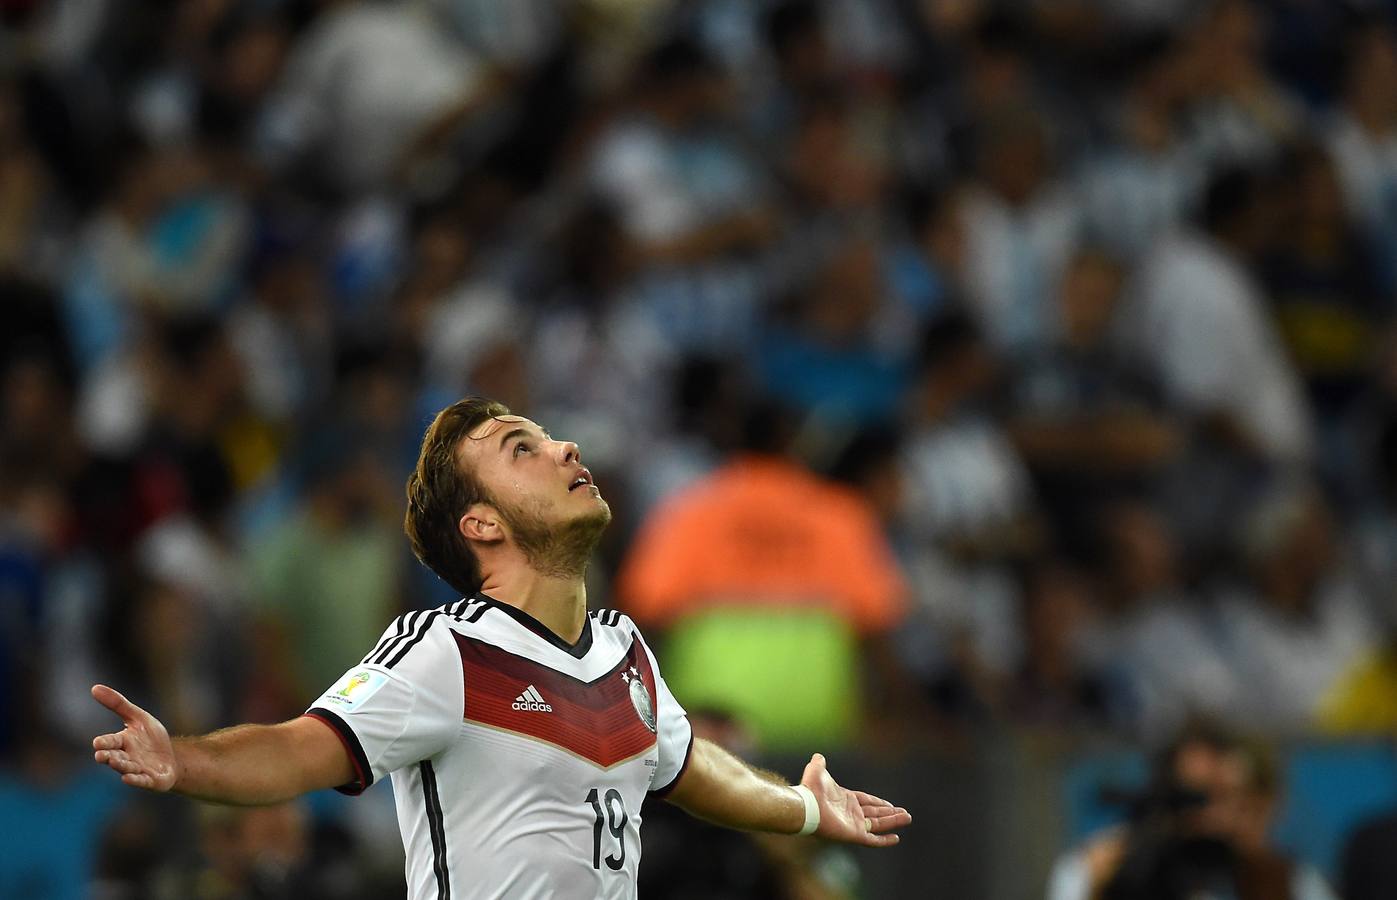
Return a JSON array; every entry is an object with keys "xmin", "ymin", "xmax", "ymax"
[{"xmin": 472, "ymin": 592, "xmax": 593, "ymax": 659}]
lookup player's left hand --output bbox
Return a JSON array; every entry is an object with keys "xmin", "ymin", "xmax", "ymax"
[{"xmin": 800, "ymin": 752, "xmax": 911, "ymax": 847}]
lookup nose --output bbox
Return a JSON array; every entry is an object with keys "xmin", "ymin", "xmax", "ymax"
[{"xmin": 557, "ymin": 440, "xmax": 580, "ymax": 466}]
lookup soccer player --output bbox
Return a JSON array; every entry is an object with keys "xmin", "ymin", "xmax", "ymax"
[{"xmin": 91, "ymin": 397, "xmax": 912, "ymax": 899}]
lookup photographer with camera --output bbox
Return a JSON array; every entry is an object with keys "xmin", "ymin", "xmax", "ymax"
[{"xmin": 1047, "ymin": 723, "xmax": 1336, "ymax": 900}]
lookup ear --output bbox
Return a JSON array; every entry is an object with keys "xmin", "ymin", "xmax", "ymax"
[{"xmin": 459, "ymin": 504, "xmax": 505, "ymax": 546}]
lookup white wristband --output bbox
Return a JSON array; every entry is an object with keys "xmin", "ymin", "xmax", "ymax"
[{"xmin": 792, "ymin": 784, "xmax": 820, "ymax": 836}]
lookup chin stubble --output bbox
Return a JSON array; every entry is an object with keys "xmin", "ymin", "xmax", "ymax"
[{"xmin": 498, "ymin": 495, "xmax": 612, "ymax": 579}]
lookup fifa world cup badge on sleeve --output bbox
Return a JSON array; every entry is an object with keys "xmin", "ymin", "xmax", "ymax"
[
  {"xmin": 325, "ymin": 669, "xmax": 389, "ymax": 712},
  {"xmin": 621, "ymin": 666, "xmax": 656, "ymax": 733}
]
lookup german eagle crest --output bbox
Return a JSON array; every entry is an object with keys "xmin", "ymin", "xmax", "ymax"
[{"xmin": 622, "ymin": 666, "xmax": 656, "ymax": 733}]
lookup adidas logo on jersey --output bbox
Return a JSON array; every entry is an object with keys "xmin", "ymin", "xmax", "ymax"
[{"xmin": 512, "ymin": 685, "xmax": 553, "ymax": 712}]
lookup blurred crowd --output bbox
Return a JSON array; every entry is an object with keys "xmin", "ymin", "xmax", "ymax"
[{"xmin": 6, "ymin": 0, "xmax": 1397, "ymax": 896}]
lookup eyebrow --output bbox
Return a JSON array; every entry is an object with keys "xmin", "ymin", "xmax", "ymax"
[
  {"xmin": 498, "ymin": 426, "xmax": 552, "ymax": 452},
  {"xmin": 498, "ymin": 428, "xmax": 529, "ymax": 451}
]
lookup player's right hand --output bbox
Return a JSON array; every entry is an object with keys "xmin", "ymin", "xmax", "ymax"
[{"xmin": 91, "ymin": 684, "xmax": 180, "ymax": 792}]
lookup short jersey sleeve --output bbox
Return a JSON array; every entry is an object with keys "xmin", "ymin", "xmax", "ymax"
[
  {"xmin": 303, "ymin": 610, "xmax": 463, "ymax": 794},
  {"xmin": 631, "ymin": 623, "xmax": 693, "ymax": 796}
]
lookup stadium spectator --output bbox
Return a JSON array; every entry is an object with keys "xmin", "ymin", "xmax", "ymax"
[
  {"xmin": 1218, "ymin": 482, "xmax": 1378, "ymax": 735},
  {"xmin": 903, "ymin": 11, "xmax": 1044, "ymax": 185},
  {"xmin": 258, "ymin": 1, "xmax": 490, "ymax": 193},
  {"xmin": 1259, "ymin": 143, "xmax": 1386, "ymax": 434},
  {"xmin": 758, "ymin": 234, "xmax": 911, "ymax": 427},
  {"xmin": 1077, "ymin": 33, "xmax": 1204, "ymax": 260},
  {"xmin": 227, "ymin": 245, "xmax": 335, "ymax": 430},
  {"xmin": 826, "ymin": 423, "xmax": 991, "ymax": 726},
  {"xmin": 0, "ymin": 700, "xmax": 125, "ymax": 900},
  {"xmin": 891, "ymin": 313, "xmax": 1035, "ymax": 698},
  {"xmin": 769, "ymin": 94, "xmax": 892, "ymax": 311},
  {"xmin": 753, "ymin": 1, "xmax": 838, "ymax": 148},
  {"xmin": 529, "ymin": 202, "xmax": 675, "ymax": 481},
  {"xmin": 1084, "ymin": 503, "xmax": 1241, "ymax": 739},
  {"xmin": 1182, "ymin": 0, "xmax": 1304, "ymax": 173},
  {"xmin": 1119, "ymin": 167, "xmax": 1313, "ymax": 467},
  {"xmin": 63, "ymin": 140, "xmax": 251, "ymax": 377},
  {"xmin": 959, "ymin": 106, "xmax": 1084, "ymax": 354},
  {"xmin": 128, "ymin": 799, "xmax": 400, "ymax": 900},
  {"xmin": 1324, "ymin": 21, "xmax": 1397, "ymax": 296},
  {"xmin": 248, "ymin": 431, "xmax": 404, "ymax": 709},
  {"xmin": 1005, "ymin": 560, "xmax": 1112, "ymax": 732},
  {"xmin": 900, "ymin": 312, "xmax": 1035, "ymax": 555},
  {"xmin": 1047, "ymin": 724, "xmax": 1337, "ymax": 900},
  {"xmin": 616, "ymin": 399, "xmax": 909, "ymax": 750},
  {"xmin": 1006, "ymin": 248, "xmax": 1182, "ymax": 539},
  {"xmin": 588, "ymin": 36, "xmax": 775, "ymax": 355},
  {"xmin": 890, "ymin": 183, "xmax": 970, "ymax": 326},
  {"xmin": 1324, "ymin": 405, "xmax": 1397, "ymax": 734},
  {"xmin": 0, "ymin": 79, "xmax": 59, "ymax": 279}
]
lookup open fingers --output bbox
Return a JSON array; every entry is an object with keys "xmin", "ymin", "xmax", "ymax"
[
  {"xmin": 865, "ymin": 808, "xmax": 912, "ymax": 833},
  {"xmin": 93, "ymin": 732, "xmax": 125, "ymax": 751},
  {"xmin": 861, "ymin": 803, "xmax": 909, "ymax": 819},
  {"xmin": 861, "ymin": 831, "xmax": 901, "ymax": 848},
  {"xmin": 852, "ymin": 790, "xmax": 895, "ymax": 809},
  {"xmin": 95, "ymin": 748, "xmax": 144, "ymax": 776}
]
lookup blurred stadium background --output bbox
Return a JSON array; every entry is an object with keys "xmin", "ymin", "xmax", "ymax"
[{"xmin": 5, "ymin": 0, "xmax": 1397, "ymax": 897}]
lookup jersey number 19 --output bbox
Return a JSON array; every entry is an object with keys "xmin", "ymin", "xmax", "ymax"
[{"xmin": 585, "ymin": 788, "xmax": 628, "ymax": 870}]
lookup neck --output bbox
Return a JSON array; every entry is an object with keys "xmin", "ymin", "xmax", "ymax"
[{"xmin": 478, "ymin": 565, "xmax": 589, "ymax": 643}]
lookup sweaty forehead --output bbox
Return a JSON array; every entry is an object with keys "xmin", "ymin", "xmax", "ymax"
[
  {"xmin": 467, "ymin": 414, "xmax": 532, "ymax": 441},
  {"xmin": 458, "ymin": 415, "xmax": 547, "ymax": 464}
]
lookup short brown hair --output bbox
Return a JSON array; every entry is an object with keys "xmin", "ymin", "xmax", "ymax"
[{"xmin": 404, "ymin": 397, "xmax": 511, "ymax": 596}]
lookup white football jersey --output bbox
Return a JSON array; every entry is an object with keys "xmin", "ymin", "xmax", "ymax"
[{"xmin": 305, "ymin": 594, "xmax": 694, "ymax": 900}]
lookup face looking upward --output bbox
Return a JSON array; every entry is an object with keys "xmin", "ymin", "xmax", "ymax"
[{"xmin": 455, "ymin": 415, "xmax": 612, "ymax": 577}]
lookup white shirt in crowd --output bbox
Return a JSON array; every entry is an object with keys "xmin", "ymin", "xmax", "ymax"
[
  {"xmin": 1083, "ymin": 592, "xmax": 1242, "ymax": 740},
  {"xmin": 1076, "ymin": 144, "xmax": 1203, "ymax": 261},
  {"xmin": 1326, "ymin": 112, "xmax": 1397, "ymax": 240},
  {"xmin": 959, "ymin": 184, "xmax": 1083, "ymax": 354},
  {"xmin": 1123, "ymin": 232, "xmax": 1313, "ymax": 463},
  {"xmin": 1216, "ymin": 576, "xmax": 1378, "ymax": 735},
  {"xmin": 900, "ymin": 415, "xmax": 1035, "ymax": 547},
  {"xmin": 261, "ymin": 4, "xmax": 483, "ymax": 191}
]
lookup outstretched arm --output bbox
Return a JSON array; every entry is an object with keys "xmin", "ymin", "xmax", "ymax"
[
  {"xmin": 90, "ymin": 684, "xmax": 354, "ymax": 805},
  {"xmin": 664, "ymin": 738, "xmax": 911, "ymax": 847}
]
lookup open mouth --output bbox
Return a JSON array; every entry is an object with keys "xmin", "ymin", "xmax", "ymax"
[{"xmin": 568, "ymin": 470, "xmax": 594, "ymax": 492}]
